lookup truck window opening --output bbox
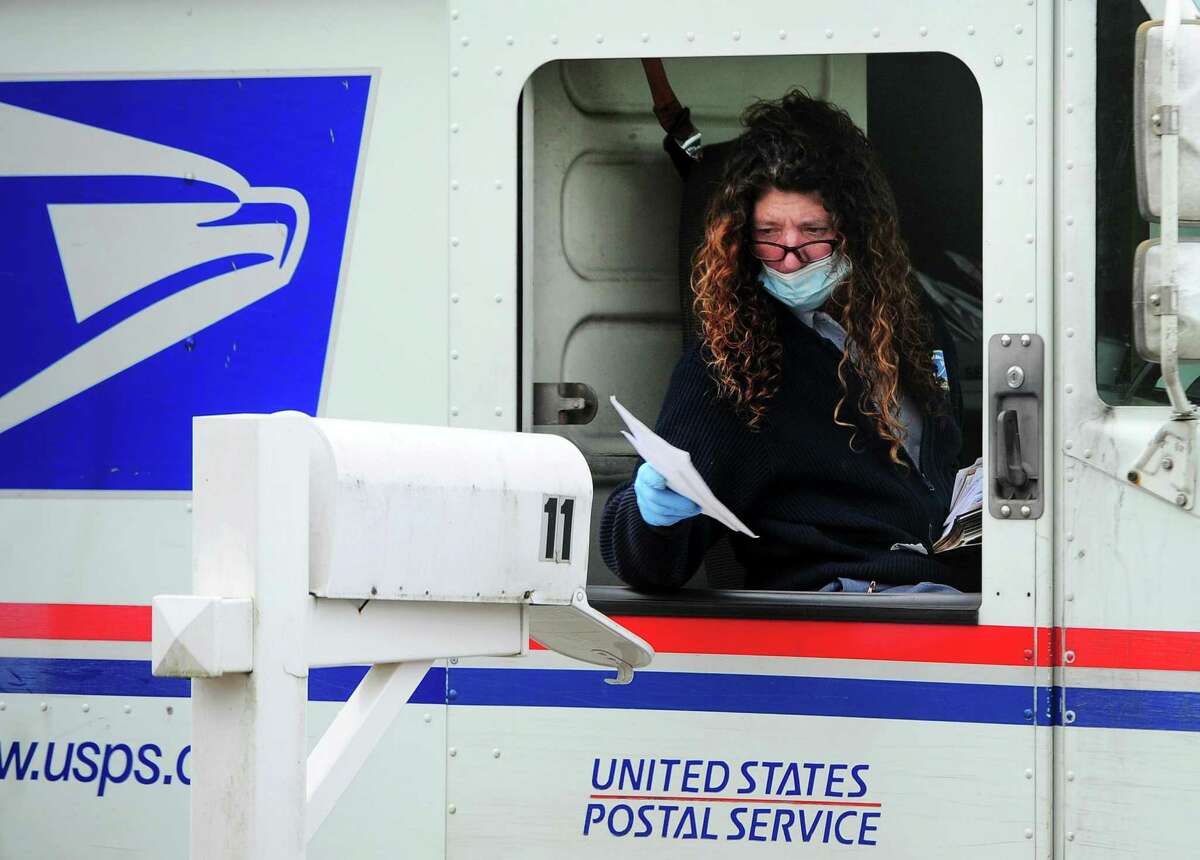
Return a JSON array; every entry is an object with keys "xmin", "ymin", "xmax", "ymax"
[{"xmin": 520, "ymin": 53, "xmax": 983, "ymax": 615}]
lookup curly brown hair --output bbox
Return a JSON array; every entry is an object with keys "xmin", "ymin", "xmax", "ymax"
[{"xmin": 692, "ymin": 89, "xmax": 944, "ymax": 464}]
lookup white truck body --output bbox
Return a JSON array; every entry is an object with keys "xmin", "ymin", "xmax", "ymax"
[{"xmin": 1, "ymin": 1, "xmax": 1198, "ymax": 856}]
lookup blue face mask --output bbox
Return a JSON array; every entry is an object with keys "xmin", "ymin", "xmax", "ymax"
[{"xmin": 759, "ymin": 253, "xmax": 851, "ymax": 312}]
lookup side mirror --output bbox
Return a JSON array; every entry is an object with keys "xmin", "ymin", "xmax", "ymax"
[
  {"xmin": 1127, "ymin": 6, "xmax": 1199, "ymax": 509},
  {"xmin": 1133, "ymin": 238, "xmax": 1200, "ymax": 361},
  {"xmin": 1134, "ymin": 18, "xmax": 1200, "ymax": 223}
]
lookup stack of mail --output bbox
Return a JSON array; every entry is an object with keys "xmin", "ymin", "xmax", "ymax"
[{"xmin": 933, "ymin": 457, "xmax": 984, "ymax": 553}]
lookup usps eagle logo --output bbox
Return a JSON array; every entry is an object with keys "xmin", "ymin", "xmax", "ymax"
[
  {"xmin": 0, "ymin": 100, "xmax": 310, "ymax": 436},
  {"xmin": 0, "ymin": 75, "xmax": 372, "ymax": 490}
]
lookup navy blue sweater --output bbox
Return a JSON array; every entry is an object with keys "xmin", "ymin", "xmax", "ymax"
[{"xmin": 599, "ymin": 301, "xmax": 973, "ymax": 592}]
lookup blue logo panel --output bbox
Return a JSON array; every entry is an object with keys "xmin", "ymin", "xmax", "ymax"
[{"xmin": 0, "ymin": 74, "xmax": 373, "ymax": 490}]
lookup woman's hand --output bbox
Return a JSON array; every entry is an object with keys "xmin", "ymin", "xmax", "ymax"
[{"xmin": 634, "ymin": 462, "xmax": 701, "ymax": 526}]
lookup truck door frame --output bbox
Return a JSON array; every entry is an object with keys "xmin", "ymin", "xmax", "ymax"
[{"xmin": 447, "ymin": 1, "xmax": 1055, "ymax": 853}]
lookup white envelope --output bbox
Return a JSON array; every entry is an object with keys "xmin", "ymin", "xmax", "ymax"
[{"xmin": 610, "ymin": 396, "xmax": 758, "ymax": 539}]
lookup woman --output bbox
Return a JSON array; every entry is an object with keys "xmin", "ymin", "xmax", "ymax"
[{"xmin": 599, "ymin": 90, "xmax": 973, "ymax": 593}]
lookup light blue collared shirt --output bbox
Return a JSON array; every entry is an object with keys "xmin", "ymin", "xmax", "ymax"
[{"xmin": 797, "ymin": 309, "xmax": 924, "ymax": 471}]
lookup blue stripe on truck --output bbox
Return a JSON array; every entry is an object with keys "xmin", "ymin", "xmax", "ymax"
[
  {"xmin": 1, "ymin": 658, "xmax": 1197, "ymax": 732},
  {"xmin": 0, "ymin": 658, "xmax": 445, "ymax": 704}
]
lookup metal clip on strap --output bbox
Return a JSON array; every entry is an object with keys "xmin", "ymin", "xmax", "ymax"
[{"xmin": 1152, "ymin": 104, "xmax": 1181, "ymax": 136}]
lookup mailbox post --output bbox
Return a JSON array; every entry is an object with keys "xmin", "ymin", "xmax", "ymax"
[{"xmin": 152, "ymin": 412, "xmax": 652, "ymax": 859}]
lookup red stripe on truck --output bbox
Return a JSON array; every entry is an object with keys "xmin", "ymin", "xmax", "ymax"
[
  {"xmin": 0, "ymin": 602, "xmax": 150, "ymax": 642},
  {"xmin": 1064, "ymin": 627, "xmax": 1200, "ymax": 672},
  {"xmin": 607, "ymin": 616, "xmax": 1043, "ymax": 666},
  {"xmin": 4, "ymin": 603, "xmax": 1199, "ymax": 672}
]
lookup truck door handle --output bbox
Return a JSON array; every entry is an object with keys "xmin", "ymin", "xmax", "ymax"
[
  {"xmin": 997, "ymin": 409, "xmax": 1031, "ymax": 494},
  {"xmin": 989, "ymin": 334, "xmax": 1044, "ymax": 517}
]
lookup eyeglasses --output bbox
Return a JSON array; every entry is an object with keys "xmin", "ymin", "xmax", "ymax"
[{"xmin": 750, "ymin": 237, "xmax": 841, "ymax": 264}]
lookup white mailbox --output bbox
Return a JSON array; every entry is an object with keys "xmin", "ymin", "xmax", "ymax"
[
  {"xmin": 152, "ymin": 412, "xmax": 652, "ymax": 860},
  {"xmin": 306, "ymin": 417, "xmax": 590, "ymax": 604}
]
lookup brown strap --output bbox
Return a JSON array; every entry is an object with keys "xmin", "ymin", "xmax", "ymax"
[{"xmin": 640, "ymin": 58, "xmax": 701, "ymax": 156}]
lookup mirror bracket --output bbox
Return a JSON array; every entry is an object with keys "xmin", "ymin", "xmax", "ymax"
[
  {"xmin": 1127, "ymin": 418, "xmax": 1197, "ymax": 511},
  {"xmin": 1149, "ymin": 284, "xmax": 1179, "ymax": 315},
  {"xmin": 1152, "ymin": 103, "xmax": 1181, "ymax": 136}
]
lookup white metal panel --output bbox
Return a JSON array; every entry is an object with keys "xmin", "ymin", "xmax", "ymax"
[
  {"xmin": 0, "ymin": 693, "xmax": 448, "ymax": 860},
  {"xmin": 306, "ymin": 700, "xmax": 448, "ymax": 859},
  {"xmin": 0, "ymin": 694, "xmax": 192, "ymax": 859},
  {"xmin": 1060, "ymin": 725, "xmax": 1200, "ymax": 856},
  {"xmin": 447, "ymin": 2, "xmax": 1050, "ymax": 857},
  {"xmin": 1055, "ymin": 0, "xmax": 1200, "ymax": 855},
  {"xmin": 1030, "ymin": 4, "xmax": 1057, "ymax": 854},
  {"xmin": 1055, "ymin": 4, "xmax": 1200, "ymax": 626},
  {"xmin": 443, "ymin": 688, "xmax": 1039, "ymax": 857},
  {"xmin": 0, "ymin": 494, "xmax": 193, "ymax": 602},
  {"xmin": 447, "ymin": 0, "xmax": 1048, "ymax": 627},
  {"xmin": 0, "ymin": 1, "xmax": 452, "ymax": 857},
  {"xmin": 444, "ymin": 642, "xmax": 1055, "ymax": 855}
]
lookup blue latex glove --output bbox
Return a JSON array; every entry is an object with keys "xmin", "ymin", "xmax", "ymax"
[{"xmin": 633, "ymin": 462, "xmax": 702, "ymax": 527}]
